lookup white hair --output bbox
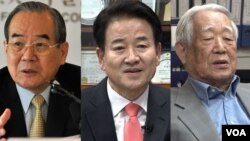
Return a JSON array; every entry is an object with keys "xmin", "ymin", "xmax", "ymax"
[{"xmin": 176, "ymin": 3, "xmax": 238, "ymax": 47}]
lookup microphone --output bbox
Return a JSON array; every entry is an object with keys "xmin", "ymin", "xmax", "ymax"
[
  {"xmin": 49, "ymin": 80, "xmax": 81, "ymax": 104},
  {"xmin": 141, "ymin": 125, "xmax": 153, "ymax": 133},
  {"xmin": 49, "ymin": 80, "xmax": 81, "ymax": 129}
]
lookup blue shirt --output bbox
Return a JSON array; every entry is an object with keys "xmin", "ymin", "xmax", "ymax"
[
  {"xmin": 16, "ymin": 84, "xmax": 50, "ymax": 135},
  {"xmin": 189, "ymin": 75, "xmax": 250, "ymax": 136}
]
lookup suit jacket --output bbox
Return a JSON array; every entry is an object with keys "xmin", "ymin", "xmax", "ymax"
[
  {"xmin": 0, "ymin": 63, "xmax": 80, "ymax": 138},
  {"xmin": 81, "ymin": 77, "xmax": 170, "ymax": 141},
  {"xmin": 171, "ymin": 78, "xmax": 250, "ymax": 141}
]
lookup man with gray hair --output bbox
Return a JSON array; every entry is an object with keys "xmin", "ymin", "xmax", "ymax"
[
  {"xmin": 171, "ymin": 3, "xmax": 250, "ymax": 141},
  {"xmin": 0, "ymin": 1, "xmax": 80, "ymax": 139}
]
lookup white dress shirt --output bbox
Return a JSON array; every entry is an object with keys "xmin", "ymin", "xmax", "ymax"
[
  {"xmin": 107, "ymin": 79, "xmax": 148, "ymax": 141},
  {"xmin": 16, "ymin": 84, "xmax": 50, "ymax": 135}
]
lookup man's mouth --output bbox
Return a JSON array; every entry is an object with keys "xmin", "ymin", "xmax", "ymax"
[{"xmin": 124, "ymin": 68, "xmax": 142, "ymax": 73}]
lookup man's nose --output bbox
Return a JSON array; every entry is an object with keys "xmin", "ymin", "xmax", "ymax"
[{"xmin": 21, "ymin": 46, "xmax": 37, "ymax": 62}]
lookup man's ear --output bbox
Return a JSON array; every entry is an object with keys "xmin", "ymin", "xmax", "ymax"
[
  {"xmin": 175, "ymin": 42, "xmax": 187, "ymax": 65},
  {"xmin": 3, "ymin": 40, "xmax": 7, "ymax": 52},
  {"xmin": 155, "ymin": 42, "xmax": 162, "ymax": 66},
  {"xmin": 59, "ymin": 42, "xmax": 69, "ymax": 65},
  {"xmin": 96, "ymin": 47, "xmax": 105, "ymax": 71}
]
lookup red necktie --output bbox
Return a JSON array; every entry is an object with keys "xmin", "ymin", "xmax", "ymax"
[{"xmin": 124, "ymin": 103, "xmax": 143, "ymax": 141}]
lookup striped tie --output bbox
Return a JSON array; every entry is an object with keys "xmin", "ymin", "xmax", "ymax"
[{"xmin": 29, "ymin": 95, "xmax": 45, "ymax": 137}]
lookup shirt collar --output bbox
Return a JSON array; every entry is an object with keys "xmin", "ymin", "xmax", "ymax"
[
  {"xmin": 16, "ymin": 84, "xmax": 50, "ymax": 114},
  {"xmin": 107, "ymin": 79, "xmax": 148, "ymax": 117},
  {"xmin": 189, "ymin": 75, "xmax": 240, "ymax": 105}
]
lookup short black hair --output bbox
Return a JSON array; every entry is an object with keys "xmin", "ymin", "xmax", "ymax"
[
  {"xmin": 4, "ymin": 1, "xmax": 66, "ymax": 43},
  {"xmin": 93, "ymin": 0, "xmax": 162, "ymax": 51}
]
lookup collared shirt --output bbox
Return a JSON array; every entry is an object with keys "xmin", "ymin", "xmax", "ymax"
[
  {"xmin": 107, "ymin": 79, "xmax": 148, "ymax": 141},
  {"xmin": 16, "ymin": 84, "xmax": 50, "ymax": 135},
  {"xmin": 189, "ymin": 75, "xmax": 250, "ymax": 136}
]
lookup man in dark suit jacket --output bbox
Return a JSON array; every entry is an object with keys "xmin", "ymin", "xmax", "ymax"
[
  {"xmin": 171, "ymin": 4, "xmax": 250, "ymax": 141},
  {"xmin": 0, "ymin": 63, "xmax": 80, "ymax": 137},
  {"xmin": 0, "ymin": 1, "xmax": 80, "ymax": 139},
  {"xmin": 82, "ymin": 78, "xmax": 170, "ymax": 141},
  {"xmin": 81, "ymin": 1, "xmax": 170, "ymax": 141}
]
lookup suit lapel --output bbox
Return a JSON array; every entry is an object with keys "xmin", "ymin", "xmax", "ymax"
[
  {"xmin": 45, "ymin": 91, "xmax": 79, "ymax": 137},
  {"xmin": 0, "ymin": 70, "xmax": 27, "ymax": 137},
  {"xmin": 86, "ymin": 79, "xmax": 117, "ymax": 141},
  {"xmin": 45, "ymin": 92, "xmax": 66, "ymax": 136},
  {"xmin": 236, "ymin": 83, "xmax": 250, "ymax": 116},
  {"xmin": 175, "ymin": 80, "xmax": 220, "ymax": 141},
  {"xmin": 144, "ymin": 84, "xmax": 170, "ymax": 141}
]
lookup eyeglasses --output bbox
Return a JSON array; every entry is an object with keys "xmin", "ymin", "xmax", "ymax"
[{"xmin": 6, "ymin": 41, "xmax": 59, "ymax": 55}]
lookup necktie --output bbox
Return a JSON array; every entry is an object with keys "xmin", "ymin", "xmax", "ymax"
[
  {"xmin": 124, "ymin": 103, "xmax": 143, "ymax": 141},
  {"xmin": 29, "ymin": 95, "xmax": 45, "ymax": 137}
]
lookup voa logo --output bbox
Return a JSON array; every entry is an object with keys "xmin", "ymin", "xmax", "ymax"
[{"xmin": 226, "ymin": 129, "xmax": 246, "ymax": 136}]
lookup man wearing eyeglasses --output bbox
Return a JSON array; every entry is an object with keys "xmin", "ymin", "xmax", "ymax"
[{"xmin": 0, "ymin": 1, "xmax": 80, "ymax": 139}]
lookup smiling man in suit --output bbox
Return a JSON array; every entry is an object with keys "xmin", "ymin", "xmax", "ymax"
[
  {"xmin": 171, "ymin": 3, "xmax": 250, "ymax": 141},
  {"xmin": 0, "ymin": 1, "xmax": 80, "ymax": 139},
  {"xmin": 81, "ymin": 1, "xmax": 170, "ymax": 141}
]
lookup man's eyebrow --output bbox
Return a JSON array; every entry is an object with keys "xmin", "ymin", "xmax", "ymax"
[
  {"xmin": 201, "ymin": 25, "xmax": 233, "ymax": 33},
  {"xmin": 11, "ymin": 33, "xmax": 23, "ymax": 38},
  {"xmin": 223, "ymin": 26, "xmax": 233, "ymax": 33},
  {"xmin": 201, "ymin": 25, "xmax": 213, "ymax": 32},
  {"xmin": 36, "ymin": 34, "xmax": 50, "ymax": 40},
  {"xmin": 111, "ymin": 38, "xmax": 125, "ymax": 44},
  {"xmin": 136, "ymin": 36, "xmax": 148, "ymax": 41},
  {"xmin": 10, "ymin": 33, "xmax": 50, "ymax": 40},
  {"xmin": 111, "ymin": 36, "xmax": 148, "ymax": 44}
]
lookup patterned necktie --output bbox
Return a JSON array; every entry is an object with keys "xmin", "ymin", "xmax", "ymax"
[
  {"xmin": 124, "ymin": 103, "xmax": 143, "ymax": 141},
  {"xmin": 29, "ymin": 95, "xmax": 45, "ymax": 137}
]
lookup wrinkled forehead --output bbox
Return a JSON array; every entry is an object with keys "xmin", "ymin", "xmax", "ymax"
[
  {"xmin": 193, "ymin": 10, "xmax": 233, "ymax": 32},
  {"xmin": 201, "ymin": 24, "xmax": 233, "ymax": 33},
  {"xmin": 8, "ymin": 11, "xmax": 56, "ymax": 41}
]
